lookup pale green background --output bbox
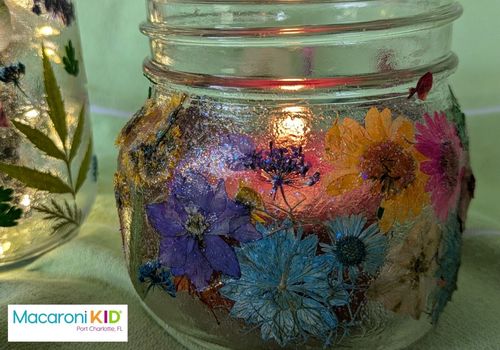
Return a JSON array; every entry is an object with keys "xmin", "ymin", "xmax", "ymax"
[{"xmin": 1, "ymin": 1, "xmax": 500, "ymax": 350}]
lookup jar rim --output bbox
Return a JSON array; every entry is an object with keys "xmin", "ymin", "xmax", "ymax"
[
  {"xmin": 144, "ymin": 1, "xmax": 462, "ymax": 37},
  {"xmin": 142, "ymin": 0, "xmax": 462, "ymax": 96}
]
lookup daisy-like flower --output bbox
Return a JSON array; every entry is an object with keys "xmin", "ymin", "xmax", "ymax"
[
  {"xmin": 321, "ymin": 215, "xmax": 387, "ymax": 282},
  {"xmin": 221, "ymin": 223, "xmax": 349, "ymax": 347},
  {"xmin": 324, "ymin": 107, "xmax": 429, "ymax": 232},
  {"xmin": 146, "ymin": 173, "xmax": 261, "ymax": 291},
  {"xmin": 367, "ymin": 215, "xmax": 442, "ymax": 319},
  {"xmin": 430, "ymin": 214, "xmax": 462, "ymax": 324},
  {"xmin": 415, "ymin": 112, "xmax": 465, "ymax": 222}
]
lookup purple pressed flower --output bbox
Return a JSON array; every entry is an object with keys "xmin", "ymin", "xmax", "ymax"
[
  {"xmin": 219, "ymin": 134, "xmax": 260, "ymax": 171},
  {"xmin": 146, "ymin": 173, "xmax": 261, "ymax": 290},
  {"xmin": 32, "ymin": 0, "xmax": 75, "ymax": 26},
  {"xmin": 254, "ymin": 141, "xmax": 320, "ymax": 200}
]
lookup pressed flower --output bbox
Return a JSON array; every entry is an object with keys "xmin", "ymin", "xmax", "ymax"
[
  {"xmin": 367, "ymin": 215, "xmax": 442, "ymax": 319},
  {"xmin": 321, "ymin": 215, "xmax": 387, "ymax": 282},
  {"xmin": 138, "ymin": 260, "xmax": 176, "ymax": 297},
  {"xmin": 225, "ymin": 136, "xmax": 320, "ymax": 202},
  {"xmin": 431, "ymin": 214, "xmax": 462, "ymax": 324},
  {"xmin": 219, "ymin": 133, "xmax": 259, "ymax": 171},
  {"xmin": 415, "ymin": 112, "xmax": 465, "ymax": 222},
  {"xmin": 221, "ymin": 224, "xmax": 349, "ymax": 347},
  {"xmin": 408, "ymin": 71, "xmax": 433, "ymax": 101},
  {"xmin": 32, "ymin": 0, "xmax": 75, "ymax": 26},
  {"xmin": 146, "ymin": 173, "xmax": 261, "ymax": 291},
  {"xmin": 324, "ymin": 107, "xmax": 429, "ymax": 232}
]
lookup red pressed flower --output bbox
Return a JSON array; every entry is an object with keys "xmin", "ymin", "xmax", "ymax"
[{"xmin": 408, "ymin": 72, "xmax": 433, "ymax": 101}]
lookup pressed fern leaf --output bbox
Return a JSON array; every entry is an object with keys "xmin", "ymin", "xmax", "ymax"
[
  {"xmin": 34, "ymin": 198, "xmax": 82, "ymax": 235},
  {"xmin": 62, "ymin": 40, "xmax": 79, "ymax": 77},
  {"xmin": 0, "ymin": 186, "xmax": 22, "ymax": 227}
]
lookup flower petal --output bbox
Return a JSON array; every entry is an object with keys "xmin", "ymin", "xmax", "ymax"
[
  {"xmin": 202, "ymin": 235, "xmax": 241, "ymax": 278},
  {"xmin": 159, "ymin": 236, "xmax": 192, "ymax": 271},
  {"xmin": 146, "ymin": 199, "xmax": 186, "ymax": 237},
  {"xmin": 326, "ymin": 173, "xmax": 363, "ymax": 196},
  {"xmin": 210, "ymin": 180, "xmax": 228, "ymax": 214},
  {"xmin": 183, "ymin": 244, "xmax": 214, "ymax": 290},
  {"xmin": 231, "ymin": 221, "xmax": 262, "ymax": 242},
  {"xmin": 365, "ymin": 107, "xmax": 391, "ymax": 142},
  {"xmin": 172, "ymin": 172, "xmax": 214, "ymax": 210}
]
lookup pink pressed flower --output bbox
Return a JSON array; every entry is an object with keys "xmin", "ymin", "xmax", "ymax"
[{"xmin": 416, "ymin": 112, "xmax": 464, "ymax": 221}]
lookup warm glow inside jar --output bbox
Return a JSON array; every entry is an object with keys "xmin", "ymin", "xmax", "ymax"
[{"xmin": 115, "ymin": 1, "xmax": 474, "ymax": 348}]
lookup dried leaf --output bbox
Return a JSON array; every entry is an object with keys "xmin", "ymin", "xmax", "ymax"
[
  {"xmin": 0, "ymin": 163, "xmax": 72, "ymax": 194},
  {"xmin": 75, "ymin": 138, "xmax": 92, "ymax": 193},
  {"xmin": 11, "ymin": 120, "xmax": 66, "ymax": 160},
  {"xmin": 42, "ymin": 44, "xmax": 67, "ymax": 144},
  {"xmin": 34, "ymin": 198, "xmax": 81, "ymax": 235},
  {"xmin": 69, "ymin": 106, "xmax": 85, "ymax": 161}
]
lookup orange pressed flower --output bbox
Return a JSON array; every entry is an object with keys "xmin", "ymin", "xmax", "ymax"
[{"xmin": 324, "ymin": 107, "xmax": 429, "ymax": 232}]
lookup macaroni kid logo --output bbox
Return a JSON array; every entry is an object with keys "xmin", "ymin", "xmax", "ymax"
[{"xmin": 8, "ymin": 305, "xmax": 128, "ymax": 342}]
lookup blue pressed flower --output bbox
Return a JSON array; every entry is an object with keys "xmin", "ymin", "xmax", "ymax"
[
  {"xmin": 0, "ymin": 62, "xmax": 25, "ymax": 85},
  {"xmin": 146, "ymin": 173, "xmax": 261, "ymax": 291},
  {"xmin": 138, "ymin": 260, "xmax": 176, "ymax": 297},
  {"xmin": 221, "ymin": 224, "xmax": 349, "ymax": 347},
  {"xmin": 321, "ymin": 215, "xmax": 387, "ymax": 282},
  {"xmin": 431, "ymin": 215, "xmax": 462, "ymax": 324}
]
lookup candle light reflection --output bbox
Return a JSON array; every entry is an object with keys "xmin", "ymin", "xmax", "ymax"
[{"xmin": 272, "ymin": 106, "xmax": 311, "ymax": 146}]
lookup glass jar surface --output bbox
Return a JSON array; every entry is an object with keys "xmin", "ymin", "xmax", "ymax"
[
  {"xmin": 115, "ymin": 1, "xmax": 474, "ymax": 349},
  {"xmin": 0, "ymin": 0, "xmax": 97, "ymax": 266}
]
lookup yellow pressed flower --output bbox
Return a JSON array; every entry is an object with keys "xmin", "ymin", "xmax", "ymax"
[
  {"xmin": 324, "ymin": 107, "xmax": 429, "ymax": 232},
  {"xmin": 235, "ymin": 181, "xmax": 270, "ymax": 224}
]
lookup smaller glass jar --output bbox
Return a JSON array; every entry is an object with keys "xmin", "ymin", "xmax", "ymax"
[
  {"xmin": 116, "ymin": 1, "xmax": 474, "ymax": 349},
  {"xmin": 0, "ymin": 0, "xmax": 97, "ymax": 266}
]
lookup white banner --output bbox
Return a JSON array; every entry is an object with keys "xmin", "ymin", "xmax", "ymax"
[{"xmin": 8, "ymin": 304, "xmax": 128, "ymax": 342}]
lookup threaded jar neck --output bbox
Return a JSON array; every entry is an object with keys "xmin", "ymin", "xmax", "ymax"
[{"xmin": 141, "ymin": 0, "xmax": 462, "ymax": 97}]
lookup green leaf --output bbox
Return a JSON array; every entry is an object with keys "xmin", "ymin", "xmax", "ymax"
[
  {"xmin": 0, "ymin": 186, "xmax": 13, "ymax": 202},
  {"xmin": 0, "ymin": 187, "xmax": 22, "ymax": 227},
  {"xmin": 0, "ymin": 163, "xmax": 72, "ymax": 194},
  {"xmin": 69, "ymin": 106, "xmax": 85, "ymax": 161},
  {"xmin": 62, "ymin": 40, "xmax": 79, "ymax": 77},
  {"xmin": 11, "ymin": 120, "xmax": 66, "ymax": 160},
  {"xmin": 34, "ymin": 198, "xmax": 81, "ymax": 235},
  {"xmin": 75, "ymin": 139, "xmax": 92, "ymax": 193},
  {"xmin": 42, "ymin": 43, "xmax": 68, "ymax": 144}
]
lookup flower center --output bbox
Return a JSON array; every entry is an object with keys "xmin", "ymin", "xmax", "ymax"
[
  {"xmin": 360, "ymin": 141, "xmax": 417, "ymax": 197},
  {"xmin": 410, "ymin": 253, "xmax": 429, "ymax": 284},
  {"xmin": 185, "ymin": 212, "xmax": 209, "ymax": 239},
  {"xmin": 335, "ymin": 236, "xmax": 367, "ymax": 266},
  {"xmin": 439, "ymin": 141, "xmax": 459, "ymax": 190}
]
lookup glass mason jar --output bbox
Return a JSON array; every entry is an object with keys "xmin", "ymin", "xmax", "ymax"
[
  {"xmin": 115, "ymin": 0, "xmax": 474, "ymax": 349},
  {"xmin": 0, "ymin": 0, "xmax": 97, "ymax": 266}
]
